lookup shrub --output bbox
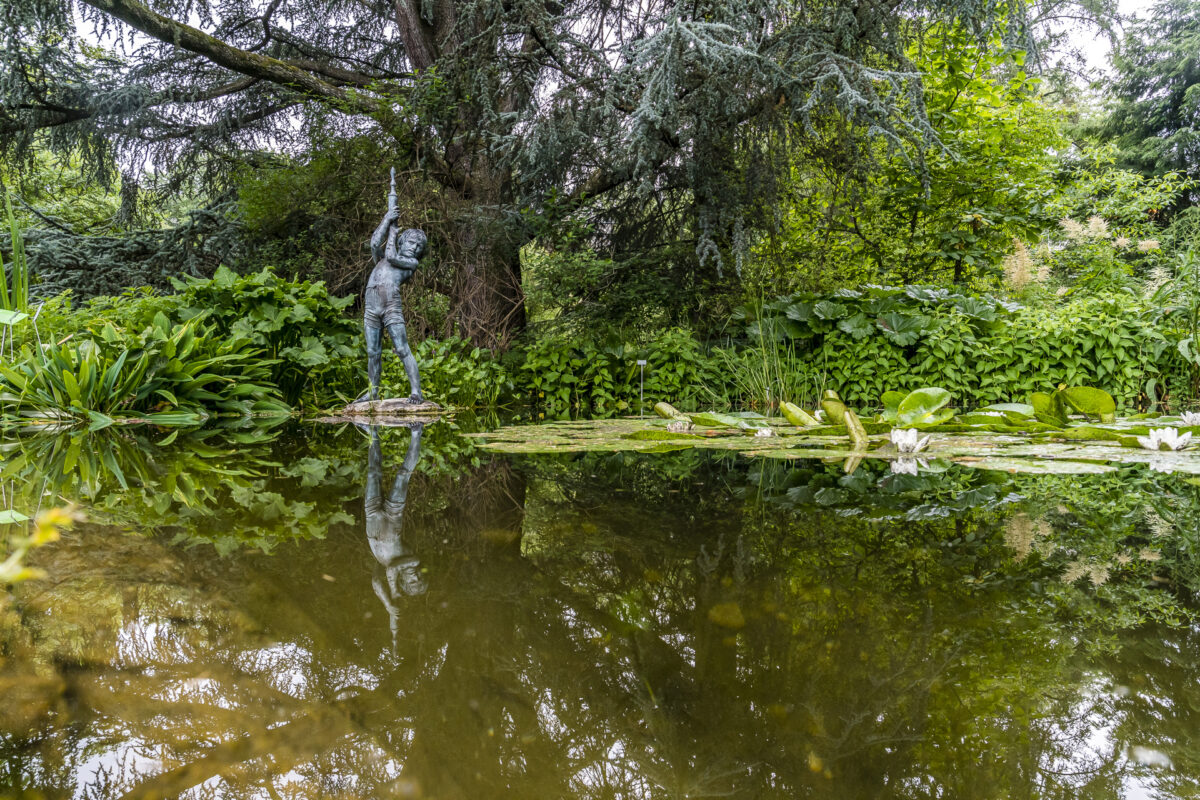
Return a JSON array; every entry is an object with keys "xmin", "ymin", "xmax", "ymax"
[
  {"xmin": 513, "ymin": 328, "xmax": 727, "ymax": 413},
  {"xmin": 380, "ymin": 335, "xmax": 511, "ymax": 408},
  {"xmin": 167, "ymin": 267, "xmax": 360, "ymax": 405},
  {"xmin": 745, "ymin": 286, "xmax": 1183, "ymax": 412},
  {"xmin": 0, "ymin": 314, "xmax": 287, "ymax": 427},
  {"xmin": 74, "ymin": 266, "xmax": 360, "ymax": 406}
]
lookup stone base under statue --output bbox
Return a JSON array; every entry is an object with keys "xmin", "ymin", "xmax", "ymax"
[
  {"xmin": 342, "ymin": 398, "xmax": 443, "ymax": 416},
  {"xmin": 316, "ymin": 398, "xmax": 445, "ymax": 425}
]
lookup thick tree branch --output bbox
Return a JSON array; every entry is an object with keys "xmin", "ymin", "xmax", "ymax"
[
  {"xmin": 81, "ymin": 0, "xmax": 382, "ymax": 114},
  {"xmin": 142, "ymin": 101, "xmax": 301, "ymax": 142}
]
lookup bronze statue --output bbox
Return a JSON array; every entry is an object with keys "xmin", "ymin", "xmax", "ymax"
[{"xmin": 361, "ymin": 169, "xmax": 428, "ymax": 404}]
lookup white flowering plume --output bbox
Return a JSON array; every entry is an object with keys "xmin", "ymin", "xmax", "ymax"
[
  {"xmin": 1086, "ymin": 216, "xmax": 1110, "ymax": 238},
  {"xmin": 1003, "ymin": 238, "xmax": 1037, "ymax": 291},
  {"xmin": 1138, "ymin": 428, "xmax": 1193, "ymax": 451},
  {"xmin": 890, "ymin": 428, "xmax": 930, "ymax": 454}
]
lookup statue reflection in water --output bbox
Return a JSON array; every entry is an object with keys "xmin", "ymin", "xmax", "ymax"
[{"xmin": 363, "ymin": 422, "xmax": 426, "ymax": 645}]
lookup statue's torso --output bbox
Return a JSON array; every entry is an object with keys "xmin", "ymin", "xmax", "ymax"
[
  {"xmin": 365, "ymin": 260, "xmax": 409, "ymax": 323},
  {"xmin": 366, "ymin": 259, "xmax": 405, "ymax": 291}
]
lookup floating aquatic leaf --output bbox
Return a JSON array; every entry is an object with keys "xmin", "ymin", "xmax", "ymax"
[
  {"xmin": 653, "ymin": 401, "xmax": 687, "ymax": 420},
  {"xmin": 981, "ymin": 402, "xmax": 1036, "ymax": 417},
  {"xmin": 1030, "ymin": 392, "xmax": 1068, "ymax": 427},
  {"xmin": 780, "ymin": 401, "xmax": 820, "ymax": 427},
  {"xmin": 820, "ymin": 391, "xmax": 848, "ymax": 426},
  {"xmin": 689, "ymin": 411, "xmax": 769, "ymax": 430},
  {"xmin": 1061, "ymin": 387, "xmax": 1117, "ymax": 423},
  {"xmin": 622, "ymin": 429, "xmax": 702, "ymax": 440},
  {"xmin": 956, "ymin": 457, "xmax": 1116, "ymax": 474},
  {"xmin": 881, "ymin": 391, "xmax": 906, "ymax": 423},
  {"xmin": 896, "ymin": 387, "xmax": 953, "ymax": 427}
]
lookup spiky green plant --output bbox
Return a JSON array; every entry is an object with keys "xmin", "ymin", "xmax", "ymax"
[
  {"xmin": 0, "ymin": 191, "xmax": 30, "ymax": 314},
  {"xmin": 0, "ymin": 316, "xmax": 290, "ymax": 428}
]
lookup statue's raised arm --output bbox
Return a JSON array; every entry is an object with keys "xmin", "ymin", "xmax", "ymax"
[
  {"xmin": 370, "ymin": 208, "xmax": 399, "ymax": 263},
  {"xmin": 370, "ymin": 167, "xmax": 402, "ymax": 262}
]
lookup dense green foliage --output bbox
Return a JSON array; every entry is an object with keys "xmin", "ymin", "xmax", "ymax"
[
  {"xmin": 382, "ymin": 336, "xmax": 511, "ymax": 409},
  {"xmin": 0, "ymin": 315, "xmax": 286, "ymax": 427},
  {"xmin": 3, "ymin": 0, "xmax": 1200, "ymax": 420},
  {"xmin": 162, "ymin": 267, "xmax": 360, "ymax": 405},
  {"xmin": 55, "ymin": 267, "xmax": 360, "ymax": 407},
  {"xmin": 747, "ymin": 286, "xmax": 1181, "ymax": 411},
  {"xmin": 0, "ymin": 266, "xmax": 366, "ymax": 425},
  {"xmin": 1, "ymin": 0, "xmax": 1055, "ymax": 342},
  {"xmin": 758, "ymin": 25, "xmax": 1061, "ymax": 292}
]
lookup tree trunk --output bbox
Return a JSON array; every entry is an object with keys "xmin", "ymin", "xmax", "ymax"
[{"xmin": 446, "ymin": 215, "xmax": 527, "ymax": 349}]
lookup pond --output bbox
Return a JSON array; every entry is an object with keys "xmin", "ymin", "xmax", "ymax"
[{"xmin": 1, "ymin": 418, "xmax": 1199, "ymax": 799}]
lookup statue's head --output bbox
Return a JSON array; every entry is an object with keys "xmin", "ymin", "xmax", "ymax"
[{"xmin": 396, "ymin": 228, "xmax": 428, "ymax": 262}]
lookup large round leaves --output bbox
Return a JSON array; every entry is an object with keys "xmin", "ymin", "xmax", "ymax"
[{"xmin": 896, "ymin": 387, "xmax": 954, "ymax": 428}]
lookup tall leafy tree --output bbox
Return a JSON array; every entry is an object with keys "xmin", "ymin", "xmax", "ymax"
[
  {"xmin": 760, "ymin": 23, "xmax": 1063, "ymax": 289},
  {"xmin": 3, "ymin": 0, "xmax": 1030, "ymax": 343},
  {"xmin": 1099, "ymin": 0, "xmax": 1200, "ymax": 214}
]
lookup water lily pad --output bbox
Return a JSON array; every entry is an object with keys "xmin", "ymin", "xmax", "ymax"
[
  {"xmin": 1061, "ymin": 387, "xmax": 1116, "ymax": 423},
  {"xmin": 1031, "ymin": 392, "xmax": 1068, "ymax": 427},
  {"xmin": 881, "ymin": 391, "xmax": 906, "ymax": 423},
  {"xmin": 954, "ymin": 457, "xmax": 1116, "ymax": 474},
  {"xmin": 689, "ymin": 412, "xmax": 768, "ymax": 430},
  {"xmin": 897, "ymin": 387, "xmax": 953, "ymax": 427},
  {"xmin": 981, "ymin": 402, "xmax": 1035, "ymax": 417},
  {"xmin": 820, "ymin": 393, "xmax": 848, "ymax": 426},
  {"xmin": 780, "ymin": 401, "xmax": 820, "ymax": 427},
  {"xmin": 622, "ymin": 429, "xmax": 703, "ymax": 440}
]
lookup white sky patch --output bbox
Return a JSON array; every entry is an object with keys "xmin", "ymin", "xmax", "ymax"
[{"xmin": 1073, "ymin": 0, "xmax": 1157, "ymax": 75}]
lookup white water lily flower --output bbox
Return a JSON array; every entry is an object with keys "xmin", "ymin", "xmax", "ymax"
[
  {"xmin": 1181, "ymin": 411, "xmax": 1200, "ymax": 426},
  {"xmin": 754, "ymin": 427, "xmax": 775, "ymax": 438},
  {"xmin": 666, "ymin": 420, "xmax": 693, "ymax": 433},
  {"xmin": 890, "ymin": 428, "xmax": 931, "ymax": 454},
  {"xmin": 1137, "ymin": 427, "xmax": 1193, "ymax": 451}
]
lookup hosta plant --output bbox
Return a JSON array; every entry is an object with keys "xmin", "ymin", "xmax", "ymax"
[{"xmin": 0, "ymin": 316, "xmax": 288, "ymax": 428}]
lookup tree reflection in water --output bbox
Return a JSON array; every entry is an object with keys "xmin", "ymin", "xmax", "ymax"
[{"xmin": 0, "ymin": 430, "xmax": 1197, "ymax": 799}]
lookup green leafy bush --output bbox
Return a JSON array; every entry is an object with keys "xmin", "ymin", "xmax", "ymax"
[
  {"xmin": 165, "ymin": 267, "xmax": 359, "ymax": 405},
  {"xmin": 745, "ymin": 287, "xmax": 1183, "ymax": 412},
  {"xmin": 0, "ymin": 315, "xmax": 287, "ymax": 427},
  {"xmin": 513, "ymin": 328, "xmax": 726, "ymax": 414},
  {"xmin": 381, "ymin": 336, "xmax": 511, "ymax": 408},
  {"xmin": 65, "ymin": 267, "xmax": 360, "ymax": 407}
]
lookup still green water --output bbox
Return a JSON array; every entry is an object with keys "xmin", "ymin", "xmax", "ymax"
[{"xmin": 1, "ymin": 420, "xmax": 1199, "ymax": 799}]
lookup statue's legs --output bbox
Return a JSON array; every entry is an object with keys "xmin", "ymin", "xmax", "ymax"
[
  {"xmin": 364, "ymin": 320, "xmax": 384, "ymax": 401},
  {"xmin": 386, "ymin": 320, "xmax": 424, "ymax": 402}
]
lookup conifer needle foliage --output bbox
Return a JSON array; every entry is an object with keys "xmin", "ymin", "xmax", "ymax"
[{"xmin": 2, "ymin": 0, "xmax": 1033, "ymax": 338}]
